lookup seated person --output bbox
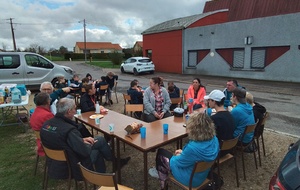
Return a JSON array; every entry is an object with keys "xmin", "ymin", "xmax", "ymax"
[
  {"xmin": 95, "ymin": 76, "xmax": 109, "ymax": 105},
  {"xmin": 127, "ymin": 80, "xmax": 143, "ymax": 119},
  {"xmin": 187, "ymin": 78, "xmax": 206, "ymax": 110},
  {"xmin": 204, "ymin": 90, "xmax": 235, "ymax": 156},
  {"xmin": 80, "ymin": 77, "xmax": 90, "ymax": 95},
  {"xmin": 245, "ymin": 92, "xmax": 266, "ymax": 123},
  {"xmin": 40, "ymin": 98, "xmax": 130, "ymax": 180},
  {"xmin": 30, "ymin": 92, "xmax": 54, "ymax": 156},
  {"xmin": 231, "ymin": 88, "xmax": 255, "ymax": 144},
  {"xmin": 223, "ymin": 79, "xmax": 246, "ymax": 108},
  {"xmin": 69, "ymin": 74, "xmax": 82, "ymax": 94},
  {"xmin": 167, "ymin": 82, "xmax": 180, "ymax": 111},
  {"xmin": 143, "ymin": 77, "xmax": 172, "ymax": 122},
  {"xmin": 153, "ymin": 113, "xmax": 219, "ymax": 190},
  {"xmin": 86, "ymin": 73, "xmax": 94, "ymax": 84},
  {"xmin": 54, "ymin": 76, "xmax": 68, "ymax": 98},
  {"xmin": 80, "ymin": 83, "xmax": 97, "ymax": 113}
]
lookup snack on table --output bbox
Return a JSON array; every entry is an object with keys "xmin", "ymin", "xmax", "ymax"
[
  {"xmin": 125, "ymin": 122, "xmax": 143, "ymax": 134},
  {"xmin": 89, "ymin": 114, "xmax": 104, "ymax": 119}
]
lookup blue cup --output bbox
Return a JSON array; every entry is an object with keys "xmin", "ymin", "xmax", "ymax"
[
  {"xmin": 185, "ymin": 114, "xmax": 190, "ymax": 123},
  {"xmin": 163, "ymin": 124, "xmax": 169, "ymax": 135},
  {"xmin": 188, "ymin": 98, "xmax": 194, "ymax": 104},
  {"xmin": 140, "ymin": 127, "xmax": 146, "ymax": 138},
  {"xmin": 205, "ymin": 108, "xmax": 212, "ymax": 116}
]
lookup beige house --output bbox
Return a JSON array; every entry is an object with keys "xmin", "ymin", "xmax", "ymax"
[
  {"xmin": 74, "ymin": 42, "xmax": 122, "ymax": 53},
  {"xmin": 133, "ymin": 41, "xmax": 143, "ymax": 53}
]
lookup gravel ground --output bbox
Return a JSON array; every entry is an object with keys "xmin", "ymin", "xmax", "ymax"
[{"xmin": 26, "ymin": 91, "xmax": 298, "ymax": 190}]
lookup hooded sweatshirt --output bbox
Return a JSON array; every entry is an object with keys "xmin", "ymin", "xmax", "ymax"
[
  {"xmin": 170, "ymin": 136, "xmax": 219, "ymax": 187},
  {"xmin": 231, "ymin": 103, "xmax": 255, "ymax": 143}
]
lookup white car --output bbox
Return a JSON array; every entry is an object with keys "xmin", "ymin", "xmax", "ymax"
[{"xmin": 120, "ymin": 57, "xmax": 155, "ymax": 75}]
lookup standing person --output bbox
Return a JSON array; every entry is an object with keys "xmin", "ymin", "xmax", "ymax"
[
  {"xmin": 152, "ymin": 113, "xmax": 219, "ymax": 190},
  {"xmin": 187, "ymin": 78, "xmax": 206, "ymax": 109},
  {"xmin": 105, "ymin": 72, "xmax": 118, "ymax": 105},
  {"xmin": 30, "ymin": 92, "xmax": 54, "ymax": 156},
  {"xmin": 143, "ymin": 77, "xmax": 172, "ymax": 122},
  {"xmin": 39, "ymin": 81, "xmax": 71, "ymax": 114},
  {"xmin": 231, "ymin": 88, "xmax": 255, "ymax": 144},
  {"xmin": 80, "ymin": 83, "xmax": 97, "ymax": 113},
  {"xmin": 40, "ymin": 98, "xmax": 130, "ymax": 180}
]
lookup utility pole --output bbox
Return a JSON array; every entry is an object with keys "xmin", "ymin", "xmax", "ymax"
[
  {"xmin": 9, "ymin": 18, "xmax": 17, "ymax": 51},
  {"xmin": 79, "ymin": 19, "xmax": 87, "ymax": 63}
]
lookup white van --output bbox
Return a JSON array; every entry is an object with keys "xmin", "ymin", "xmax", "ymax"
[{"xmin": 0, "ymin": 52, "xmax": 74, "ymax": 89}]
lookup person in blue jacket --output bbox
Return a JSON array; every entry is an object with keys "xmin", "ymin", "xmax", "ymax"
[
  {"xmin": 153, "ymin": 113, "xmax": 219, "ymax": 189},
  {"xmin": 230, "ymin": 88, "xmax": 255, "ymax": 144}
]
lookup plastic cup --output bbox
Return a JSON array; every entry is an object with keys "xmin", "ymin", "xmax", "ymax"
[
  {"xmin": 163, "ymin": 124, "xmax": 169, "ymax": 135},
  {"xmin": 95, "ymin": 117, "xmax": 100, "ymax": 125},
  {"xmin": 76, "ymin": 109, "xmax": 81, "ymax": 116},
  {"xmin": 185, "ymin": 114, "xmax": 190, "ymax": 123},
  {"xmin": 109, "ymin": 123, "xmax": 114, "ymax": 133},
  {"xmin": 188, "ymin": 98, "xmax": 194, "ymax": 104},
  {"xmin": 140, "ymin": 126, "xmax": 146, "ymax": 139}
]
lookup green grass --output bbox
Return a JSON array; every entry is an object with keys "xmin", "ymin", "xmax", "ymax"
[
  {"xmin": 0, "ymin": 124, "xmax": 76, "ymax": 189},
  {"xmin": 87, "ymin": 61, "xmax": 120, "ymax": 68}
]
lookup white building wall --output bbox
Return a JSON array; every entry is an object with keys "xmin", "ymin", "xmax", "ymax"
[{"xmin": 183, "ymin": 12, "xmax": 300, "ymax": 82}]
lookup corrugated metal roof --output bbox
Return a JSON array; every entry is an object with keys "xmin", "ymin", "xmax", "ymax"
[
  {"xmin": 142, "ymin": 9, "xmax": 228, "ymax": 35},
  {"xmin": 203, "ymin": 0, "xmax": 300, "ymax": 21}
]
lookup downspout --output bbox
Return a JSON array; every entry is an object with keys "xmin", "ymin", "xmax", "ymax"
[{"xmin": 181, "ymin": 26, "xmax": 185, "ymax": 74}]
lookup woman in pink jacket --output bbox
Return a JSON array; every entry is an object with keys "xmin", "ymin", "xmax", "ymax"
[{"xmin": 187, "ymin": 78, "xmax": 206, "ymax": 110}]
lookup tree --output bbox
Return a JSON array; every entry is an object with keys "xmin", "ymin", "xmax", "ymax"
[
  {"xmin": 59, "ymin": 46, "xmax": 68, "ymax": 55},
  {"xmin": 109, "ymin": 51, "xmax": 123, "ymax": 67}
]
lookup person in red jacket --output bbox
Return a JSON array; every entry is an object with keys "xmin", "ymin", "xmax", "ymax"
[
  {"xmin": 187, "ymin": 78, "xmax": 206, "ymax": 110},
  {"xmin": 30, "ymin": 92, "xmax": 54, "ymax": 156}
]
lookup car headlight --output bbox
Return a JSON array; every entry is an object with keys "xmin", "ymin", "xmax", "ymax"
[{"xmin": 64, "ymin": 68, "xmax": 74, "ymax": 75}]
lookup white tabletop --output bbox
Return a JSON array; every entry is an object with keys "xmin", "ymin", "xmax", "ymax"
[{"xmin": 0, "ymin": 93, "xmax": 29, "ymax": 108}]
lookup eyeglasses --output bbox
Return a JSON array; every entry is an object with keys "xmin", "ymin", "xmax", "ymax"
[{"xmin": 41, "ymin": 88, "xmax": 52, "ymax": 91}]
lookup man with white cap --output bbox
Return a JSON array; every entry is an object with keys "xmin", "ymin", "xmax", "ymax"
[{"xmin": 204, "ymin": 90, "xmax": 235, "ymax": 154}]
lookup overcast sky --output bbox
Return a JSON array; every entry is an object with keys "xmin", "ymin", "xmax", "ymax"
[{"xmin": 0, "ymin": 0, "xmax": 206, "ymax": 51}]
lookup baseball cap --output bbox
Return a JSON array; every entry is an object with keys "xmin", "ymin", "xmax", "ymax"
[{"xmin": 204, "ymin": 90, "xmax": 225, "ymax": 102}]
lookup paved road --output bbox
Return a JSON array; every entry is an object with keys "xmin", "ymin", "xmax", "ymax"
[{"xmin": 58, "ymin": 61, "xmax": 300, "ymax": 137}]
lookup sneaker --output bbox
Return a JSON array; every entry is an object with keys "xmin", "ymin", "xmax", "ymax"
[
  {"xmin": 148, "ymin": 167, "xmax": 159, "ymax": 179},
  {"xmin": 120, "ymin": 157, "xmax": 131, "ymax": 168}
]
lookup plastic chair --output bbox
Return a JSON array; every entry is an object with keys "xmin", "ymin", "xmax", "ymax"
[
  {"xmin": 78, "ymin": 162, "xmax": 133, "ymax": 190},
  {"xmin": 236, "ymin": 122, "xmax": 258, "ymax": 180},
  {"xmin": 97, "ymin": 84, "xmax": 109, "ymax": 106},
  {"xmin": 122, "ymin": 94, "xmax": 131, "ymax": 114},
  {"xmin": 216, "ymin": 135, "xmax": 240, "ymax": 187},
  {"xmin": 33, "ymin": 130, "xmax": 44, "ymax": 175},
  {"xmin": 113, "ymin": 81, "xmax": 119, "ymax": 103},
  {"xmin": 42, "ymin": 145, "xmax": 76, "ymax": 190},
  {"xmin": 166, "ymin": 160, "xmax": 216, "ymax": 190},
  {"xmin": 254, "ymin": 112, "xmax": 269, "ymax": 166}
]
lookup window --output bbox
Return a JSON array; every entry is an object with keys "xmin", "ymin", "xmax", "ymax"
[
  {"xmin": 188, "ymin": 51, "xmax": 197, "ymax": 67},
  {"xmin": 251, "ymin": 48, "xmax": 266, "ymax": 69},
  {"xmin": 25, "ymin": 54, "xmax": 53, "ymax": 69},
  {"xmin": 233, "ymin": 49, "xmax": 244, "ymax": 68},
  {"xmin": 0, "ymin": 55, "xmax": 20, "ymax": 69}
]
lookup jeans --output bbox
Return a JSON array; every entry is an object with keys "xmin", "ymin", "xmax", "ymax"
[{"xmin": 90, "ymin": 136, "xmax": 113, "ymax": 173}]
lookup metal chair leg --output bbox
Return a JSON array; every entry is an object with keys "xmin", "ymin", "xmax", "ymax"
[
  {"xmin": 261, "ymin": 134, "xmax": 266, "ymax": 156},
  {"xmin": 34, "ymin": 154, "xmax": 39, "ymax": 175}
]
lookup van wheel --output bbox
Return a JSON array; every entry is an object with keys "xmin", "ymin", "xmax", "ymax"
[
  {"xmin": 51, "ymin": 78, "xmax": 59, "ymax": 87},
  {"xmin": 121, "ymin": 67, "xmax": 125, "ymax": 73},
  {"xmin": 133, "ymin": 68, "xmax": 139, "ymax": 76}
]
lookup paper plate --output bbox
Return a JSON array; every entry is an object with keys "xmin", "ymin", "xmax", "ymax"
[{"xmin": 89, "ymin": 114, "xmax": 104, "ymax": 119}]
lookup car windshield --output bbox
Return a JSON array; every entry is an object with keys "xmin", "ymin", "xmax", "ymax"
[{"xmin": 138, "ymin": 59, "xmax": 151, "ymax": 63}]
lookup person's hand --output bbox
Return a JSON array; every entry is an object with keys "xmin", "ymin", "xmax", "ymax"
[
  {"xmin": 174, "ymin": 149, "xmax": 182, "ymax": 156},
  {"xmin": 62, "ymin": 87, "xmax": 72, "ymax": 93},
  {"xmin": 158, "ymin": 112, "xmax": 165, "ymax": 119},
  {"xmin": 83, "ymin": 137, "xmax": 97, "ymax": 145},
  {"xmin": 154, "ymin": 112, "xmax": 160, "ymax": 119}
]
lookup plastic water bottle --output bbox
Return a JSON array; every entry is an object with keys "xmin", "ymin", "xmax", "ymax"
[
  {"xmin": 0, "ymin": 89, "xmax": 5, "ymax": 104},
  {"xmin": 11, "ymin": 87, "xmax": 21, "ymax": 104},
  {"xmin": 95, "ymin": 101, "xmax": 100, "ymax": 113}
]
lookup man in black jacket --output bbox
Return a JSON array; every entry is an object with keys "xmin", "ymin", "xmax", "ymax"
[{"xmin": 41, "ymin": 98, "xmax": 130, "ymax": 180}]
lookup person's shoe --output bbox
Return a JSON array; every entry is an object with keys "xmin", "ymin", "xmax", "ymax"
[
  {"xmin": 109, "ymin": 99, "xmax": 113, "ymax": 105},
  {"xmin": 148, "ymin": 167, "xmax": 159, "ymax": 179},
  {"xmin": 120, "ymin": 157, "xmax": 131, "ymax": 168}
]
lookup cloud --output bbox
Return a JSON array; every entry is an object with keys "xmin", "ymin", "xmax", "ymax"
[{"xmin": 1, "ymin": 0, "xmax": 206, "ymax": 51}]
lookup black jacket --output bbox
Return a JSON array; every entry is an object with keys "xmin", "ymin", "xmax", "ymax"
[
  {"xmin": 40, "ymin": 113, "xmax": 93, "ymax": 180},
  {"xmin": 127, "ymin": 88, "xmax": 143, "ymax": 104},
  {"xmin": 80, "ymin": 93, "xmax": 96, "ymax": 113}
]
